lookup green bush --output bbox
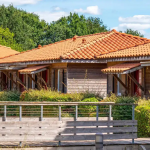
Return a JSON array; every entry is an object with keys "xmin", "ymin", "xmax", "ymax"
[
  {"xmin": 78, "ymin": 97, "xmax": 99, "ymax": 117},
  {"xmin": 103, "ymin": 93, "xmax": 139, "ymax": 120},
  {"xmin": 19, "ymin": 89, "xmax": 102, "ymax": 117},
  {"xmin": 135, "ymin": 105, "xmax": 150, "ymax": 137},
  {"xmin": 20, "ymin": 88, "xmax": 101, "ymax": 102},
  {"xmin": 0, "ymin": 91, "xmax": 20, "ymax": 117},
  {"xmin": 0, "ymin": 91, "xmax": 20, "ymax": 101}
]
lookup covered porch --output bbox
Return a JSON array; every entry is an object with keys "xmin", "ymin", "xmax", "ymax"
[
  {"xmin": 0, "ymin": 64, "xmax": 67, "ymax": 93},
  {"xmin": 102, "ymin": 63, "xmax": 146, "ymax": 97}
]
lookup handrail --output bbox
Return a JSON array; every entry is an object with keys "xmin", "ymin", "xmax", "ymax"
[{"xmin": 0, "ymin": 101, "xmax": 138, "ymax": 106}]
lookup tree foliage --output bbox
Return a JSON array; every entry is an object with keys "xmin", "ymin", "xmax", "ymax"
[
  {"xmin": 120, "ymin": 29, "xmax": 144, "ymax": 37},
  {"xmin": 0, "ymin": 4, "xmax": 47, "ymax": 50},
  {"xmin": 43, "ymin": 13, "xmax": 108, "ymax": 44},
  {"xmin": 0, "ymin": 27, "xmax": 23, "ymax": 51}
]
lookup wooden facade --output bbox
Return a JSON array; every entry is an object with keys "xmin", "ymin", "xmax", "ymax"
[
  {"xmin": 67, "ymin": 64, "xmax": 107, "ymax": 97},
  {"xmin": 0, "ymin": 60, "xmax": 150, "ymax": 98}
]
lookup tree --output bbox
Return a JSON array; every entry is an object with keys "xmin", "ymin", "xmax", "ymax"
[
  {"xmin": 45, "ymin": 13, "xmax": 108, "ymax": 44},
  {"xmin": 0, "ymin": 27, "xmax": 23, "ymax": 51},
  {"xmin": 120, "ymin": 29, "xmax": 144, "ymax": 37},
  {"xmin": 0, "ymin": 5, "xmax": 47, "ymax": 50}
]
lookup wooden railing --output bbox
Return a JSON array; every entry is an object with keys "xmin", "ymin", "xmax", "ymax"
[{"xmin": 0, "ymin": 102, "xmax": 137, "ymax": 146}]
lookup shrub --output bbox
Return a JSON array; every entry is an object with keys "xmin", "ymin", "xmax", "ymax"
[
  {"xmin": 0, "ymin": 91, "xmax": 20, "ymax": 117},
  {"xmin": 0, "ymin": 90, "xmax": 20, "ymax": 101},
  {"xmin": 20, "ymin": 88, "xmax": 101, "ymax": 102},
  {"xmin": 103, "ymin": 93, "xmax": 139, "ymax": 120},
  {"xmin": 19, "ymin": 89, "xmax": 102, "ymax": 117},
  {"xmin": 135, "ymin": 105, "xmax": 150, "ymax": 137},
  {"xmin": 78, "ymin": 97, "xmax": 100, "ymax": 117}
]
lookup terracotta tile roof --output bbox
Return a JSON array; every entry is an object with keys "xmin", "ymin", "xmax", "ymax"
[
  {"xmin": 0, "ymin": 29, "xmax": 150, "ymax": 64},
  {"xmin": 102, "ymin": 63, "xmax": 141, "ymax": 73},
  {"xmin": 0, "ymin": 31, "xmax": 111, "ymax": 64},
  {"xmin": 63, "ymin": 30, "xmax": 150, "ymax": 59},
  {"xmin": 0, "ymin": 45, "xmax": 19, "ymax": 59},
  {"xmin": 97, "ymin": 43, "xmax": 150, "ymax": 58},
  {"xmin": 19, "ymin": 65, "xmax": 48, "ymax": 74}
]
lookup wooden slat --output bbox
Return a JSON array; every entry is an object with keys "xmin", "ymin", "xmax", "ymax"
[
  {"xmin": 0, "ymin": 127, "xmax": 137, "ymax": 134},
  {"xmin": 0, "ymin": 120, "xmax": 137, "ymax": 127},
  {"xmin": 0, "ymin": 134, "xmax": 137, "ymax": 142}
]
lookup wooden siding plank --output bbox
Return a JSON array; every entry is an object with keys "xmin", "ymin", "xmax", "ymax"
[{"xmin": 0, "ymin": 134, "xmax": 137, "ymax": 142}]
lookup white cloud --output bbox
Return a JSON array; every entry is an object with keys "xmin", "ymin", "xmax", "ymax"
[
  {"xmin": 113, "ymin": 15, "xmax": 150, "ymax": 38},
  {"xmin": 54, "ymin": 7, "xmax": 61, "ymax": 11},
  {"xmin": 0, "ymin": 0, "xmax": 41, "ymax": 5},
  {"xmin": 35, "ymin": 11, "xmax": 69, "ymax": 22},
  {"xmin": 113, "ymin": 24, "xmax": 150, "ymax": 31},
  {"xmin": 74, "ymin": 6, "xmax": 100, "ymax": 15},
  {"xmin": 119, "ymin": 15, "xmax": 150, "ymax": 24}
]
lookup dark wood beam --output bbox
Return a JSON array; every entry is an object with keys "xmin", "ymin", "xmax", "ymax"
[
  {"xmin": 0, "ymin": 77, "xmax": 7, "ymax": 89},
  {"xmin": 12, "ymin": 72, "xmax": 27, "ymax": 90},
  {"xmin": 113, "ymin": 74, "xmax": 128, "ymax": 91},
  {"xmin": 2, "ymin": 71, "xmax": 17, "ymax": 86},
  {"xmin": 36, "ymin": 74, "xmax": 48, "ymax": 89},
  {"xmin": 28, "ymin": 74, "xmax": 41, "ymax": 90},
  {"xmin": 128, "ymin": 73, "xmax": 144, "ymax": 92}
]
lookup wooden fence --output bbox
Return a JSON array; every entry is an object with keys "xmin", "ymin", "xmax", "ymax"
[{"xmin": 0, "ymin": 102, "xmax": 137, "ymax": 145}]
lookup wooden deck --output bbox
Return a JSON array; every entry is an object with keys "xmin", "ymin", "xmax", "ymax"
[{"xmin": 0, "ymin": 138, "xmax": 150, "ymax": 147}]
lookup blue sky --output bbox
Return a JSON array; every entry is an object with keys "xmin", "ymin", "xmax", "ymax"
[{"xmin": 1, "ymin": 0, "xmax": 150, "ymax": 38}]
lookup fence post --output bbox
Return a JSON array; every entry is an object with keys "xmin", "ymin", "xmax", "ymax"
[
  {"xmin": 59, "ymin": 106, "xmax": 61, "ymax": 146},
  {"xmin": 19, "ymin": 106, "xmax": 22, "ymax": 121},
  {"xmin": 96, "ymin": 105, "xmax": 99, "ymax": 121},
  {"xmin": 132, "ymin": 105, "xmax": 135, "ymax": 144},
  {"xmin": 109, "ymin": 105, "xmax": 112, "ymax": 121},
  {"xmin": 39, "ymin": 105, "xmax": 43, "ymax": 121},
  {"xmin": 75, "ymin": 105, "xmax": 78, "ymax": 121},
  {"xmin": 108, "ymin": 105, "xmax": 112, "ymax": 135},
  {"xmin": 2, "ymin": 105, "xmax": 6, "ymax": 137},
  {"xmin": 2, "ymin": 105, "xmax": 6, "ymax": 121},
  {"xmin": 74, "ymin": 105, "xmax": 78, "ymax": 136},
  {"xmin": 19, "ymin": 106, "xmax": 22, "ymax": 147},
  {"xmin": 95, "ymin": 133, "xmax": 103, "ymax": 150}
]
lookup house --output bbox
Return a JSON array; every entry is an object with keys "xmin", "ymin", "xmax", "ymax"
[
  {"xmin": 0, "ymin": 29, "xmax": 150, "ymax": 98},
  {"xmin": 0, "ymin": 45, "xmax": 20, "ymax": 91}
]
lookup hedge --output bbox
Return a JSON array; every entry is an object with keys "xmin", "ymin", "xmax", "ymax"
[
  {"xmin": 103, "ymin": 93, "xmax": 139, "ymax": 120},
  {"xmin": 135, "ymin": 105, "xmax": 150, "ymax": 137}
]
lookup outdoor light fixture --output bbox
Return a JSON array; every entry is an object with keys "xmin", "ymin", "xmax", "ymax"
[{"xmin": 95, "ymin": 133, "xmax": 103, "ymax": 150}]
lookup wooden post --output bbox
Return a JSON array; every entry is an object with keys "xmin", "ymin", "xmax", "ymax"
[
  {"xmin": 36, "ymin": 74, "xmax": 47, "ymax": 89},
  {"xmin": 132, "ymin": 105, "xmax": 135, "ymax": 144},
  {"xmin": 2, "ymin": 71, "xmax": 17, "ymax": 86},
  {"xmin": 2, "ymin": 105, "xmax": 6, "ymax": 137},
  {"xmin": 128, "ymin": 73, "xmax": 144, "ymax": 92},
  {"xmin": 19, "ymin": 105, "xmax": 22, "ymax": 147},
  {"xmin": 113, "ymin": 74, "xmax": 128, "ymax": 93},
  {"xmin": 59, "ymin": 106, "xmax": 61, "ymax": 146},
  {"xmin": 142, "ymin": 67, "xmax": 146, "ymax": 97},
  {"xmin": 28, "ymin": 74, "xmax": 41, "ymax": 90}
]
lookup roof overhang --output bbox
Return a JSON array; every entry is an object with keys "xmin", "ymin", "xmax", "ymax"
[
  {"xmin": 102, "ymin": 63, "xmax": 143, "ymax": 74},
  {"xmin": 19, "ymin": 65, "xmax": 48, "ymax": 74},
  {"xmin": 0, "ymin": 65, "xmax": 27, "ymax": 71},
  {"xmin": 141, "ymin": 61, "xmax": 150, "ymax": 66}
]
